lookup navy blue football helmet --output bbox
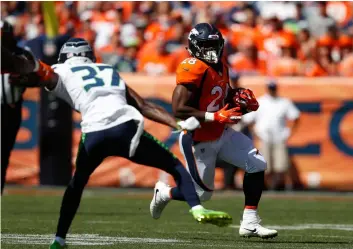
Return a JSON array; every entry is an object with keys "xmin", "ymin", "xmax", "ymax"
[
  {"xmin": 187, "ymin": 23, "xmax": 224, "ymax": 64},
  {"xmin": 58, "ymin": 38, "xmax": 96, "ymax": 63}
]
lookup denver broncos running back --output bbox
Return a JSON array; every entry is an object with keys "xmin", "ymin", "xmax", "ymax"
[
  {"xmin": 150, "ymin": 23, "xmax": 278, "ymax": 239},
  {"xmin": 9, "ymin": 38, "xmax": 233, "ymax": 249}
]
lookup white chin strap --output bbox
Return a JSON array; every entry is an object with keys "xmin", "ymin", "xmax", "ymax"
[
  {"xmin": 65, "ymin": 57, "xmax": 93, "ymax": 65},
  {"xmin": 204, "ymin": 50, "xmax": 218, "ymax": 64}
]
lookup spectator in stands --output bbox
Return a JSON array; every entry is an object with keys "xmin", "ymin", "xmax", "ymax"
[
  {"xmin": 302, "ymin": 47, "xmax": 330, "ymax": 77},
  {"xmin": 270, "ymin": 36, "xmax": 301, "ymax": 76},
  {"xmin": 144, "ymin": 2, "xmax": 175, "ymax": 42},
  {"xmin": 338, "ymin": 35, "xmax": 353, "ymax": 76},
  {"xmin": 242, "ymin": 80, "xmax": 300, "ymax": 190},
  {"xmin": 297, "ymin": 28, "xmax": 316, "ymax": 61},
  {"xmin": 77, "ymin": 28, "xmax": 102, "ymax": 63},
  {"xmin": 316, "ymin": 34, "xmax": 337, "ymax": 75},
  {"xmin": 325, "ymin": 1, "xmax": 353, "ymax": 30},
  {"xmin": 99, "ymin": 28, "xmax": 123, "ymax": 64},
  {"xmin": 57, "ymin": 2, "xmax": 80, "ymax": 36},
  {"xmin": 339, "ymin": 34, "xmax": 353, "ymax": 58},
  {"xmin": 229, "ymin": 39, "xmax": 263, "ymax": 75},
  {"xmin": 113, "ymin": 44, "xmax": 138, "ymax": 73},
  {"xmin": 307, "ymin": 2, "xmax": 335, "ymax": 37},
  {"xmin": 137, "ymin": 38, "xmax": 175, "ymax": 75},
  {"xmin": 134, "ymin": 18, "xmax": 148, "ymax": 46},
  {"xmin": 228, "ymin": 6, "xmax": 259, "ymax": 52}
]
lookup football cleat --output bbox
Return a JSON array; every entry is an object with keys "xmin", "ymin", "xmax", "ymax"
[
  {"xmin": 49, "ymin": 241, "xmax": 67, "ymax": 249},
  {"xmin": 150, "ymin": 181, "xmax": 171, "ymax": 219},
  {"xmin": 190, "ymin": 208, "xmax": 233, "ymax": 227},
  {"xmin": 239, "ymin": 216, "xmax": 278, "ymax": 239}
]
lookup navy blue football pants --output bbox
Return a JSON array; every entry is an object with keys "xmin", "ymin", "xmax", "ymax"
[{"xmin": 55, "ymin": 120, "xmax": 200, "ymax": 238}]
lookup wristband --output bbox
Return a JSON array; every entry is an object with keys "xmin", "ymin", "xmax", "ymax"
[{"xmin": 205, "ymin": 112, "xmax": 214, "ymax": 122}]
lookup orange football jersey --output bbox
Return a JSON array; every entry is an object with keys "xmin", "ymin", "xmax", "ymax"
[{"xmin": 176, "ymin": 57, "xmax": 230, "ymax": 142}]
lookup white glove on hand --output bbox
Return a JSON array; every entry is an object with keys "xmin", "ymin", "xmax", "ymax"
[{"xmin": 175, "ymin": 117, "xmax": 201, "ymax": 132}]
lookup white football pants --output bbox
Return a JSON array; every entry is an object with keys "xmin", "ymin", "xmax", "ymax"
[{"xmin": 179, "ymin": 127, "xmax": 267, "ymax": 201}]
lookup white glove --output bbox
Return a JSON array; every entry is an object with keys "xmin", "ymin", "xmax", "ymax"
[{"xmin": 174, "ymin": 117, "xmax": 201, "ymax": 133}]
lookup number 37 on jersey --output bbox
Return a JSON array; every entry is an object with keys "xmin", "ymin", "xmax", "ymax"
[{"xmin": 70, "ymin": 65, "xmax": 125, "ymax": 92}]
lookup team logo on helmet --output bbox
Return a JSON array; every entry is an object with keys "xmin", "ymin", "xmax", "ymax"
[
  {"xmin": 58, "ymin": 38, "xmax": 96, "ymax": 63},
  {"xmin": 188, "ymin": 28, "xmax": 199, "ymax": 40},
  {"xmin": 187, "ymin": 23, "xmax": 224, "ymax": 64}
]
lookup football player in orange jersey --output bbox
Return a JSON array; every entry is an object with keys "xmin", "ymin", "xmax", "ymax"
[{"xmin": 150, "ymin": 23, "xmax": 278, "ymax": 239}]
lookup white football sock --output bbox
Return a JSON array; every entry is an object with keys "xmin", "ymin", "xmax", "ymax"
[
  {"xmin": 55, "ymin": 236, "xmax": 66, "ymax": 246},
  {"xmin": 243, "ymin": 208, "xmax": 258, "ymax": 221},
  {"xmin": 191, "ymin": 205, "xmax": 204, "ymax": 211}
]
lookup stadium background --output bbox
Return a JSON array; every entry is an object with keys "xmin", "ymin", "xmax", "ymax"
[{"xmin": 2, "ymin": 1, "xmax": 353, "ymax": 190}]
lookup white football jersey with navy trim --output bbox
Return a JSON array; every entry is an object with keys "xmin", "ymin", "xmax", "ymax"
[{"xmin": 50, "ymin": 60, "xmax": 144, "ymax": 135}]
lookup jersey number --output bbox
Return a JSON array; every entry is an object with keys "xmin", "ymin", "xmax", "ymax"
[
  {"xmin": 181, "ymin": 58, "xmax": 197, "ymax": 65},
  {"xmin": 71, "ymin": 65, "xmax": 120, "ymax": 92},
  {"xmin": 207, "ymin": 86, "xmax": 223, "ymax": 112}
]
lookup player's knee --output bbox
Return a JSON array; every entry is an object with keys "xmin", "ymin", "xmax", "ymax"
[
  {"xmin": 198, "ymin": 190, "xmax": 213, "ymax": 202},
  {"xmin": 246, "ymin": 148, "xmax": 267, "ymax": 173}
]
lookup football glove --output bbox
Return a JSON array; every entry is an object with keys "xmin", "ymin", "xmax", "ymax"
[
  {"xmin": 206, "ymin": 104, "xmax": 242, "ymax": 124},
  {"xmin": 234, "ymin": 88, "xmax": 259, "ymax": 113}
]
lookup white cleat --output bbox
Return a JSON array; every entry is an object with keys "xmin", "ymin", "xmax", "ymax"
[
  {"xmin": 239, "ymin": 216, "xmax": 278, "ymax": 239},
  {"xmin": 150, "ymin": 181, "xmax": 170, "ymax": 219}
]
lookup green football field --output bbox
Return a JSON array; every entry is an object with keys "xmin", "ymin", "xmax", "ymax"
[{"xmin": 1, "ymin": 187, "xmax": 353, "ymax": 249}]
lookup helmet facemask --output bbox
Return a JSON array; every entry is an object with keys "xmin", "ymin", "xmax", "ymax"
[{"xmin": 189, "ymin": 38, "xmax": 224, "ymax": 64}]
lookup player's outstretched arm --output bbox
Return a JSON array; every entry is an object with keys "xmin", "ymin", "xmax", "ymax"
[
  {"xmin": 9, "ymin": 60, "xmax": 59, "ymax": 91},
  {"xmin": 126, "ymin": 86, "xmax": 179, "ymax": 129},
  {"xmin": 172, "ymin": 84, "xmax": 207, "ymax": 121}
]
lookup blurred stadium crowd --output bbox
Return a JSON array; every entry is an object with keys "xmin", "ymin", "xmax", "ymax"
[{"xmin": 2, "ymin": 1, "xmax": 353, "ymax": 77}]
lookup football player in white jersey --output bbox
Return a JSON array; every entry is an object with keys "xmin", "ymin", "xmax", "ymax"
[{"xmin": 9, "ymin": 38, "xmax": 232, "ymax": 249}]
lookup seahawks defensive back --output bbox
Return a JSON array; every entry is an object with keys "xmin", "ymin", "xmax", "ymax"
[
  {"xmin": 52, "ymin": 40, "xmax": 145, "ymax": 156},
  {"xmin": 9, "ymin": 38, "xmax": 232, "ymax": 249}
]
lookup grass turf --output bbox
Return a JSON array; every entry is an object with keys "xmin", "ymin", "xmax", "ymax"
[{"xmin": 1, "ymin": 187, "xmax": 353, "ymax": 249}]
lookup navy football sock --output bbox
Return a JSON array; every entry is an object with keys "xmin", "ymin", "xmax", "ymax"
[
  {"xmin": 243, "ymin": 171, "xmax": 264, "ymax": 207},
  {"xmin": 170, "ymin": 187, "xmax": 185, "ymax": 201},
  {"xmin": 173, "ymin": 163, "xmax": 200, "ymax": 207},
  {"xmin": 56, "ymin": 176, "xmax": 87, "ymax": 239}
]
